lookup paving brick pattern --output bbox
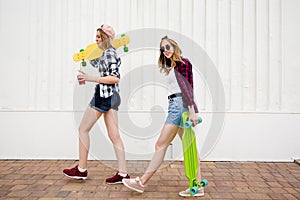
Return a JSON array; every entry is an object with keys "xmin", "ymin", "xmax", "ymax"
[{"xmin": 0, "ymin": 160, "xmax": 299, "ymax": 199}]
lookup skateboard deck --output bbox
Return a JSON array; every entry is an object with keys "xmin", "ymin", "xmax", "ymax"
[
  {"xmin": 182, "ymin": 112, "xmax": 208, "ymax": 195},
  {"xmin": 73, "ymin": 34, "xmax": 130, "ymax": 63}
]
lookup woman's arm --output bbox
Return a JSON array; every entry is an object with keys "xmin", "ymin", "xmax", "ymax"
[
  {"xmin": 188, "ymin": 105, "xmax": 198, "ymax": 126},
  {"xmin": 175, "ymin": 59, "xmax": 198, "ymax": 110},
  {"xmin": 77, "ymin": 70, "xmax": 120, "ymax": 84}
]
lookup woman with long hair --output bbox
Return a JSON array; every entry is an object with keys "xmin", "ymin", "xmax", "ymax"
[
  {"xmin": 63, "ymin": 24, "xmax": 130, "ymax": 184},
  {"xmin": 122, "ymin": 36, "xmax": 204, "ymax": 197}
]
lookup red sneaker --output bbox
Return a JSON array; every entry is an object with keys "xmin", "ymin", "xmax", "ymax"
[
  {"xmin": 106, "ymin": 172, "xmax": 130, "ymax": 184},
  {"xmin": 63, "ymin": 165, "xmax": 87, "ymax": 180}
]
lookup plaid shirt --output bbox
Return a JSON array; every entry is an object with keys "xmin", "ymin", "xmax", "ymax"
[
  {"xmin": 174, "ymin": 58, "xmax": 199, "ymax": 113},
  {"xmin": 90, "ymin": 48, "xmax": 121, "ymax": 98}
]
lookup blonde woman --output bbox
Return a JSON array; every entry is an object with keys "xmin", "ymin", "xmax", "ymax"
[
  {"xmin": 63, "ymin": 24, "xmax": 130, "ymax": 184},
  {"xmin": 122, "ymin": 36, "xmax": 204, "ymax": 197}
]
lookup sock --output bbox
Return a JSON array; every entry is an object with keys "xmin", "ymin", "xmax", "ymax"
[
  {"xmin": 118, "ymin": 172, "xmax": 128, "ymax": 177},
  {"xmin": 78, "ymin": 166, "xmax": 87, "ymax": 172}
]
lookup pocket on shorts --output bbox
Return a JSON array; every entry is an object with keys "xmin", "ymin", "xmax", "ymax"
[{"xmin": 111, "ymin": 91, "xmax": 121, "ymax": 109}]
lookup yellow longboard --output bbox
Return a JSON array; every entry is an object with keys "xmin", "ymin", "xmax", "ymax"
[{"xmin": 73, "ymin": 34, "xmax": 130, "ymax": 63}]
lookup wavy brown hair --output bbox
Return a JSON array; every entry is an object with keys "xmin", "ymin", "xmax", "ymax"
[
  {"xmin": 96, "ymin": 28, "xmax": 113, "ymax": 50},
  {"xmin": 158, "ymin": 36, "xmax": 184, "ymax": 75}
]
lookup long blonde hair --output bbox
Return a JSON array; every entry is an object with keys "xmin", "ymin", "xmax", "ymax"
[
  {"xmin": 96, "ymin": 28, "xmax": 113, "ymax": 50},
  {"xmin": 158, "ymin": 36, "xmax": 184, "ymax": 75}
]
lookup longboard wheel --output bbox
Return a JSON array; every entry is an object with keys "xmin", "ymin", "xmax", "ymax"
[
  {"xmin": 82, "ymin": 61, "xmax": 87, "ymax": 67},
  {"xmin": 184, "ymin": 116, "xmax": 202, "ymax": 128},
  {"xmin": 200, "ymin": 179, "xmax": 208, "ymax": 187},
  {"xmin": 190, "ymin": 186, "xmax": 198, "ymax": 195},
  {"xmin": 184, "ymin": 121, "xmax": 193, "ymax": 128},
  {"xmin": 124, "ymin": 46, "xmax": 129, "ymax": 52},
  {"xmin": 198, "ymin": 116, "xmax": 203, "ymax": 123}
]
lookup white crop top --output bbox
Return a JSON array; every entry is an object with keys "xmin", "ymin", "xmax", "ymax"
[{"xmin": 167, "ymin": 68, "xmax": 181, "ymax": 95}]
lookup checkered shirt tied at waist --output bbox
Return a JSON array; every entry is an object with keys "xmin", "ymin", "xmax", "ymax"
[{"xmin": 90, "ymin": 48, "xmax": 121, "ymax": 98}]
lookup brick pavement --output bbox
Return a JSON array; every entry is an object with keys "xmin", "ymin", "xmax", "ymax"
[{"xmin": 0, "ymin": 160, "xmax": 299, "ymax": 199}]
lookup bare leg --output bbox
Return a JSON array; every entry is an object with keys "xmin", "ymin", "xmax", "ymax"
[
  {"xmin": 78, "ymin": 106, "xmax": 102, "ymax": 169},
  {"xmin": 140, "ymin": 124, "xmax": 179, "ymax": 185},
  {"xmin": 104, "ymin": 109, "xmax": 127, "ymax": 174},
  {"xmin": 177, "ymin": 128, "xmax": 202, "ymax": 181}
]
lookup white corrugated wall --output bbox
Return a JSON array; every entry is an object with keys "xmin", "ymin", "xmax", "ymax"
[{"xmin": 0, "ymin": 0, "xmax": 299, "ymax": 161}]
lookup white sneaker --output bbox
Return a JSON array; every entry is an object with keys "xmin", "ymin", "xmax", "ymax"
[{"xmin": 122, "ymin": 177, "xmax": 145, "ymax": 193}]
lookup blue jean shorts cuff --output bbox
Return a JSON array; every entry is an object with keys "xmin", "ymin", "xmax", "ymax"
[
  {"xmin": 165, "ymin": 122, "xmax": 184, "ymax": 128},
  {"xmin": 89, "ymin": 104, "xmax": 108, "ymax": 113}
]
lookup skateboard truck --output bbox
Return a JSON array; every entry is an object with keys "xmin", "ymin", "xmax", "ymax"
[
  {"xmin": 190, "ymin": 179, "xmax": 208, "ymax": 195},
  {"xmin": 120, "ymin": 34, "xmax": 129, "ymax": 52},
  {"xmin": 184, "ymin": 116, "xmax": 203, "ymax": 128},
  {"xmin": 79, "ymin": 49, "xmax": 87, "ymax": 67}
]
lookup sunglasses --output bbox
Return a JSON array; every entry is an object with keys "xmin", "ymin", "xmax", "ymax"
[{"xmin": 160, "ymin": 44, "xmax": 171, "ymax": 52}]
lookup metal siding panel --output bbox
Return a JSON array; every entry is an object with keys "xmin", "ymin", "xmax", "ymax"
[
  {"xmin": 143, "ymin": 0, "xmax": 156, "ymax": 27},
  {"xmin": 205, "ymin": 0, "xmax": 219, "ymax": 111},
  {"xmin": 243, "ymin": 0, "xmax": 257, "ymax": 111},
  {"xmin": 181, "ymin": 0, "xmax": 193, "ymax": 38},
  {"xmin": 1, "ymin": 0, "xmax": 297, "ymax": 113},
  {"xmin": 281, "ymin": 0, "xmax": 300, "ymax": 112},
  {"xmin": 256, "ymin": 0, "xmax": 270, "ymax": 111},
  {"xmin": 155, "ymin": 0, "xmax": 169, "ymax": 29},
  {"xmin": 36, "ymin": 0, "xmax": 50, "ymax": 110},
  {"xmin": 230, "ymin": 0, "xmax": 243, "ymax": 111},
  {"xmin": 218, "ymin": 0, "xmax": 231, "ymax": 111},
  {"xmin": 142, "ymin": 1, "xmax": 156, "ymax": 109},
  {"xmin": 28, "ymin": 0, "xmax": 38, "ymax": 110},
  {"xmin": 168, "ymin": 0, "xmax": 181, "ymax": 32},
  {"xmin": 269, "ymin": 0, "xmax": 282, "ymax": 111},
  {"xmin": 49, "ymin": 0, "xmax": 61, "ymax": 110},
  {"xmin": 118, "ymin": 0, "xmax": 132, "ymax": 32},
  {"xmin": 61, "ymin": 0, "xmax": 76, "ymax": 110},
  {"xmin": 193, "ymin": 0, "xmax": 207, "ymax": 111}
]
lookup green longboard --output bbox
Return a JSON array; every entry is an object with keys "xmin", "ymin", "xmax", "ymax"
[{"xmin": 182, "ymin": 112, "xmax": 208, "ymax": 195}]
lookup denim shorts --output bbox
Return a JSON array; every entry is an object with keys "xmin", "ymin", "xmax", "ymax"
[
  {"xmin": 165, "ymin": 96, "xmax": 188, "ymax": 127},
  {"xmin": 89, "ymin": 85, "xmax": 121, "ymax": 113}
]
